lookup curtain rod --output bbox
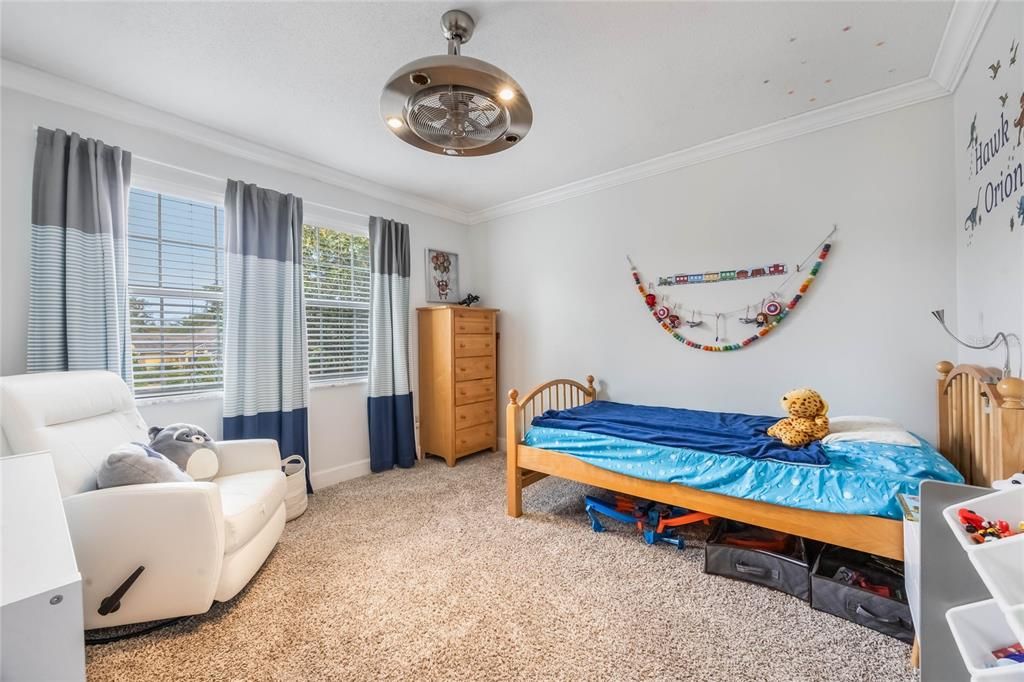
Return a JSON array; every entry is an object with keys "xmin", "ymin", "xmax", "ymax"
[{"xmin": 31, "ymin": 125, "xmax": 371, "ymax": 222}]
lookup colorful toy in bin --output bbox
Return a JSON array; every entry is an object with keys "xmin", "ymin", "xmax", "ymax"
[
  {"xmin": 957, "ymin": 507, "xmax": 1021, "ymax": 544},
  {"xmin": 583, "ymin": 493, "xmax": 713, "ymax": 550}
]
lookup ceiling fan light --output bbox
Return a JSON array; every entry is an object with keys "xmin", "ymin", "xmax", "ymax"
[
  {"xmin": 386, "ymin": 117, "xmax": 404, "ymax": 129},
  {"xmin": 498, "ymin": 87, "xmax": 516, "ymax": 101}
]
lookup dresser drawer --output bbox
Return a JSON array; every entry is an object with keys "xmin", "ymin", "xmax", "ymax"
[
  {"xmin": 453, "ymin": 313, "xmax": 493, "ymax": 334},
  {"xmin": 454, "ymin": 334, "xmax": 494, "ymax": 358},
  {"xmin": 455, "ymin": 378, "xmax": 495, "ymax": 406},
  {"xmin": 456, "ymin": 400, "xmax": 494, "ymax": 429},
  {"xmin": 455, "ymin": 356, "xmax": 494, "ymax": 381},
  {"xmin": 454, "ymin": 308, "xmax": 491, "ymax": 320},
  {"xmin": 455, "ymin": 422, "xmax": 495, "ymax": 455}
]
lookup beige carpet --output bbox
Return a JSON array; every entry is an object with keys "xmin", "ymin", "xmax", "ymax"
[{"xmin": 87, "ymin": 452, "xmax": 915, "ymax": 681}]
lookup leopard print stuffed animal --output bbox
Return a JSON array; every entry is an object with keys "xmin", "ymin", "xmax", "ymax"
[{"xmin": 767, "ymin": 388, "xmax": 830, "ymax": 447}]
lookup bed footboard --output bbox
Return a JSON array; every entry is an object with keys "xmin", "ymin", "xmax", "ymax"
[{"xmin": 506, "ymin": 376, "xmax": 596, "ymax": 516}]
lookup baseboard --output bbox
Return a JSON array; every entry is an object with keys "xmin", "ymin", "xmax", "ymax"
[{"xmin": 310, "ymin": 458, "xmax": 371, "ymax": 490}]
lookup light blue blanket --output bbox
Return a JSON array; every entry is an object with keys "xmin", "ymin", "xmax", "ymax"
[{"xmin": 523, "ymin": 426, "xmax": 964, "ymax": 519}]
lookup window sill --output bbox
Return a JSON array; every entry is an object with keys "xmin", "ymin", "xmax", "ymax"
[
  {"xmin": 310, "ymin": 378, "xmax": 368, "ymax": 390},
  {"xmin": 135, "ymin": 391, "xmax": 223, "ymax": 407},
  {"xmin": 134, "ymin": 379, "xmax": 368, "ymax": 406}
]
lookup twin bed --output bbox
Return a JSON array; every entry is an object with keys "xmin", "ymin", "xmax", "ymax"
[{"xmin": 505, "ymin": 364, "xmax": 1024, "ymax": 560}]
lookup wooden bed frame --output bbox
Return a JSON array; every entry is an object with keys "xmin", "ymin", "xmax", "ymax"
[{"xmin": 505, "ymin": 365, "xmax": 1024, "ymax": 561}]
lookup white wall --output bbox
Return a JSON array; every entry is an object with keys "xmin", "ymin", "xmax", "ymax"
[
  {"xmin": 0, "ymin": 68, "xmax": 970, "ymax": 470},
  {"xmin": 952, "ymin": 0, "xmax": 1024, "ymax": 372},
  {"xmin": 472, "ymin": 99, "xmax": 957, "ymax": 442},
  {"xmin": 0, "ymin": 87, "xmax": 474, "ymax": 488}
]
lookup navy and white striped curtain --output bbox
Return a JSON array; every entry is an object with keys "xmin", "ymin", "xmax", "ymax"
[
  {"xmin": 367, "ymin": 217, "xmax": 416, "ymax": 472},
  {"xmin": 28, "ymin": 128, "xmax": 133, "ymax": 382},
  {"xmin": 222, "ymin": 180, "xmax": 310, "ymax": 490}
]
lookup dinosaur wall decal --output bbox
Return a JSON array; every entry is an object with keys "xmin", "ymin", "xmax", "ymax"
[
  {"xmin": 965, "ymin": 187, "xmax": 982, "ymax": 233},
  {"xmin": 1016, "ymin": 93, "xmax": 1024, "ymax": 145}
]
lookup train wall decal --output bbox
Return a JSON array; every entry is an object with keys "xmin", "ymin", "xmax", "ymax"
[{"xmin": 657, "ymin": 263, "xmax": 788, "ymax": 287}]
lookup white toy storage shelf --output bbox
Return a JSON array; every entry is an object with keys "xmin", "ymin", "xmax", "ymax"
[{"xmin": 943, "ymin": 487, "xmax": 1024, "ymax": 681}]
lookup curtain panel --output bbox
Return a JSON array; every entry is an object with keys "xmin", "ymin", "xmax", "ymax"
[
  {"xmin": 222, "ymin": 179, "xmax": 310, "ymax": 490},
  {"xmin": 28, "ymin": 127, "xmax": 133, "ymax": 382},
  {"xmin": 367, "ymin": 216, "xmax": 416, "ymax": 472}
]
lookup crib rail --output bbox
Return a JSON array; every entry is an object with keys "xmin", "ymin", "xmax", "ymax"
[{"xmin": 936, "ymin": 361, "xmax": 1024, "ymax": 486}]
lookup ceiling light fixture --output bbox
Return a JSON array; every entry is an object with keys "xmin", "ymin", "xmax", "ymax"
[{"xmin": 380, "ymin": 9, "xmax": 532, "ymax": 157}]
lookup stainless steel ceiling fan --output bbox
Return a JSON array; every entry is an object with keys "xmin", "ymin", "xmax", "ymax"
[{"xmin": 380, "ymin": 9, "xmax": 532, "ymax": 157}]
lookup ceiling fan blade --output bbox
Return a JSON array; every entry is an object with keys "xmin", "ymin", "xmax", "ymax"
[
  {"xmin": 414, "ymin": 105, "xmax": 450, "ymax": 122},
  {"xmin": 472, "ymin": 98, "xmax": 497, "ymax": 113},
  {"xmin": 463, "ymin": 117, "xmax": 489, "ymax": 133}
]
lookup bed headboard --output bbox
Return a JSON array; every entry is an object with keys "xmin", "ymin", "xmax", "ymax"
[
  {"xmin": 507, "ymin": 376, "xmax": 596, "ymax": 442},
  {"xmin": 936, "ymin": 361, "xmax": 1024, "ymax": 486}
]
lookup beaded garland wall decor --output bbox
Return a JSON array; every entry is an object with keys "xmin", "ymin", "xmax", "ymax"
[{"xmin": 629, "ymin": 230, "xmax": 834, "ymax": 352}]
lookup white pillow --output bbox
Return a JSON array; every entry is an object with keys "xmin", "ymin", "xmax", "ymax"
[
  {"xmin": 823, "ymin": 415, "xmax": 920, "ymax": 447},
  {"xmin": 828, "ymin": 415, "xmax": 903, "ymax": 432},
  {"xmin": 822, "ymin": 430, "xmax": 921, "ymax": 447}
]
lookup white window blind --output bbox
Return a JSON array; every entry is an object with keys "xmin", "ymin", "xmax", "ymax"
[
  {"xmin": 302, "ymin": 225, "xmax": 371, "ymax": 382},
  {"xmin": 127, "ymin": 188, "xmax": 225, "ymax": 397}
]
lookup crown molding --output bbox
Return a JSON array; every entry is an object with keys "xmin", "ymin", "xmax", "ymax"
[
  {"xmin": 466, "ymin": 0, "xmax": 993, "ymax": 225},
  {"xmin": 0, "ymin": 59, "xmax": 474, "ymax": 225},
  {"xmin": 929, "ymin": 0, "xmax": 997, "ymax": 92},
  {"xmin": 466, "ymin": 76, "xmax": 948, "ymax": 224}
]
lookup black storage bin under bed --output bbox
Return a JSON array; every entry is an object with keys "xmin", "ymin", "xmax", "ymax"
[
  {"xmin": 810, "ymin": 545, "xmax": 914, "ymax": 643},
  {"xmin": 704, "ymin": 521, "xmax": 814, "ymax": 601}
]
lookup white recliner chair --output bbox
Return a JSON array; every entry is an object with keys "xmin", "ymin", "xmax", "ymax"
[{"xmin": 0, "ymin": 371, "xmax": 287, "ymax": 629}]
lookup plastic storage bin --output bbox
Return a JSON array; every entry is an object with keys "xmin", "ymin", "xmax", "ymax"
[
  {"xmin": 969, "ymin": 536, "xmax": 1024, "ymax": 645},
  {"xmin": 810, "ymin": 545, "xmax": 914, "ymax": 642},
  {"xmin": 942, "ymin": 487, "xmax": 1024, "ymax": 553},
  {"xmin": 704, "ymin": 521, "xmax": 814, "ymax": 601},
  {"xmin": 947, "ymin": 599, "xmax": 1024, "ymax": 680}
]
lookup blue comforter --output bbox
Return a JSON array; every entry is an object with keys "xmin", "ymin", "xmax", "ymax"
[
  {"xmin": 531, "ymin": 400, "xmax": 829, "ymax": 466},
  {"xmin": 523, "ymin": 426, "xmax": 963, "ymax": 519}
]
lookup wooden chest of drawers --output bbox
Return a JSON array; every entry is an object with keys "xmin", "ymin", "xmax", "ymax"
[{"xmin": 416, "ymin": 305, "xmax": 499, "ymax": 466}]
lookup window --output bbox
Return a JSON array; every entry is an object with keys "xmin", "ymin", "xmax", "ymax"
[
  {"xmin": 127, "ymin": 188, "xmax": 225, "ymax": 397},
  {"xmin": 302, "ymin": 225, "xmax": 371, "ymax": 382}
]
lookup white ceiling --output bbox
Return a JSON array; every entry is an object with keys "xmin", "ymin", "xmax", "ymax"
[{"xmin": 1, "ymin": 1, "xmax": 953, "ymax": 215}]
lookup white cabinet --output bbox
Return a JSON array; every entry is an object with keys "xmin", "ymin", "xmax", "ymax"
[{"xmin": 1, "ymin": 452, "xmax": 85, "ymax": 681}]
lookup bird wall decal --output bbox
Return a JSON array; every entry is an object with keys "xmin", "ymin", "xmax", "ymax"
[
  {"xmin": 1011, "ymin": 40, "xmax": 1018, "ymax": 66},
  {"xmin": 989, "ymin": 60, "xmax": 1001, "ymax": 80},
  {"xmin": 1000, "ymin": 93, "xmax": 1009, "ymax": 107}
]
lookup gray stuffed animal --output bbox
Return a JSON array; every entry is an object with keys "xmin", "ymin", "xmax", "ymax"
[
  {"xmin": 147, "ymin": 423, "xmax": 220, "ymax": 480},
  {"xmin": 98, "ymin": 442, "xmax": 193, "ymax": 489}
]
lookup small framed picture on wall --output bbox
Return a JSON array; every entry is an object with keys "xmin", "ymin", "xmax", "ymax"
[{"xmin": 425, "ymin": 248, "xmax": 460, "ymax": 303}]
